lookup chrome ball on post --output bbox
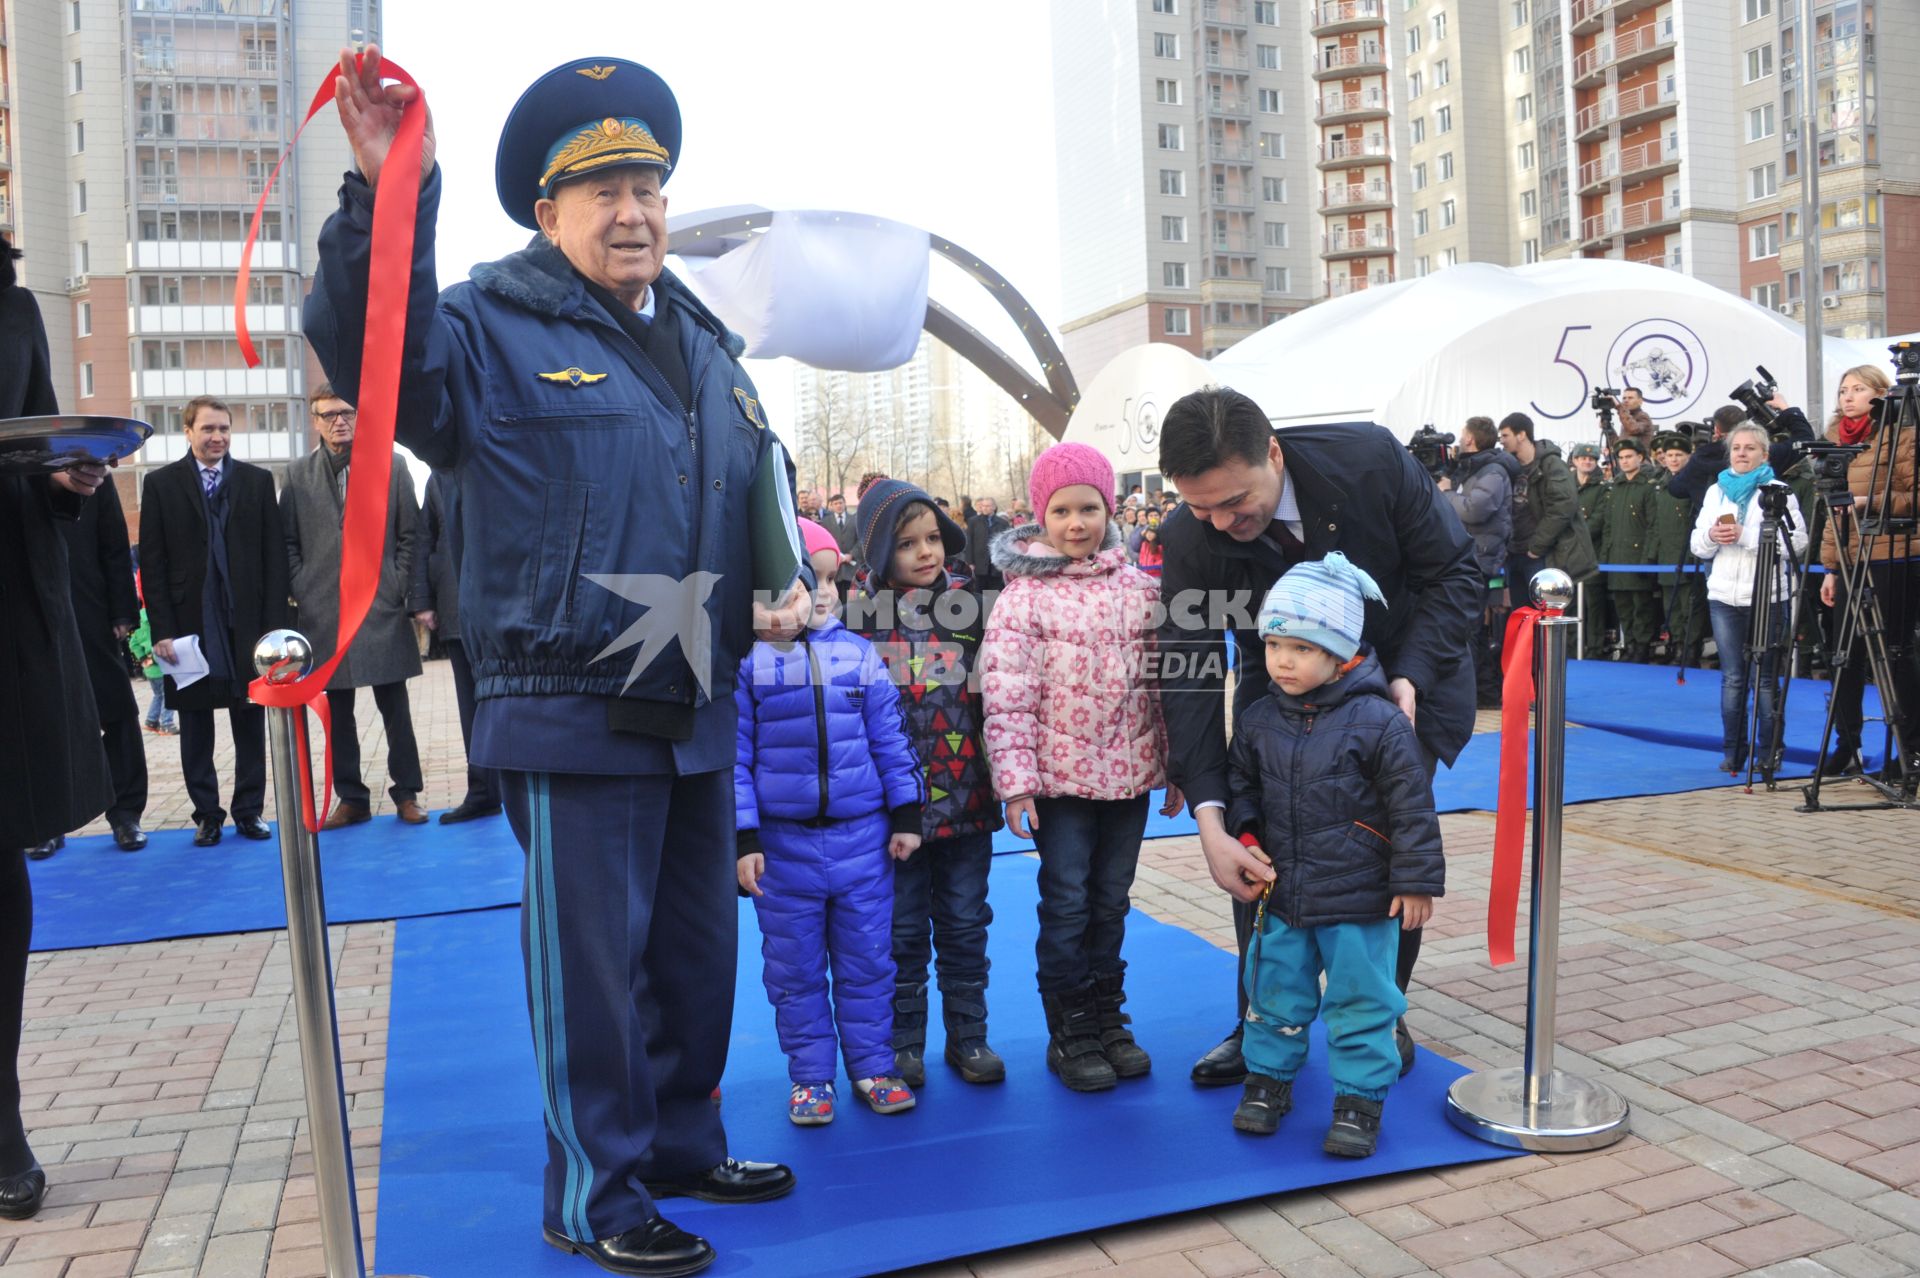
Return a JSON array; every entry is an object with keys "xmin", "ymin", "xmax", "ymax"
[
  {"xmin": 253, "ymin": 629, "xmax": 315, "ymax": 683},
  {"xmin": 1530, "ymin": 568, "xmax": 1575, "ymax": 612}
]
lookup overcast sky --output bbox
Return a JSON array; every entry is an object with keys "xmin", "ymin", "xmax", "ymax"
[{"xmin": 379, "ymin": 1, "xmax": 1065, "ymax": 434}]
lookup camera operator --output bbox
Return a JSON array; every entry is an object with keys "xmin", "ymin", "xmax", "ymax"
[
  {"xmin": 1496, "ymin": 412, "xmax": 1599, "ymax": 609},
  {"xmin": 1816, "ymin": 364, "xmax": 1918, "ymax": 778},
  {"xmin": 1668, "ymin": 396, "xmax": 1817, "ymax": 503},
  {"xmin": 1437, "ymin": 416, "xmax": 1520, "ymax": 706},
  {"xmin": 1692, "ymin": 424, "xmax": 1808, "ymax": 772},
  {"xmin": 1600, "ymin": 386, "xmax": 1655, "ymax": 452}
]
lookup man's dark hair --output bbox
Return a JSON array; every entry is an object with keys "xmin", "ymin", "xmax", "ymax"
[
  {"xmin": 0, "ymin": 232, "xmax": 20, "ymax": 291},
  {"xmin": 1499, "ymin": 411, "xmax": 1537, "ymax": 441},
  {"xmin": 183, "ymin": 395, "xmax": 232, "ymax": 430},
  {"xmin": 1463, "ymin": 416, "xmax": 1496, "ymax": 450},
  {"xmin": 1158, "ymin": 386, "xmax": 1273, "ymax": 478},
  {"xmin": 1712, "ymin": 404, "xmax": 1746, "ymax": 434}
]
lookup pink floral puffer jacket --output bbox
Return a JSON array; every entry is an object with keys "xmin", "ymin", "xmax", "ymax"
[{"xmin": 979, "ymin": 520, "xmax": 1167, "ymax": 802}]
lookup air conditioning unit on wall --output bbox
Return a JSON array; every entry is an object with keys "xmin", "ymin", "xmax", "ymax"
[
  {"xmin": 1776, "ymin": 303, "xmax": 1794, "ymax": 314},
  {"xmin": 1822, "ymin": 296, "xmax": 1841, "ymax": 310}
]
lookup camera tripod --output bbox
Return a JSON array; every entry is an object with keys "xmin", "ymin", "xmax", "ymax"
[
  {"xmin": 1737, "ymin": 484, "xmax": 1804, "ymax": 792},
  {"xmin": 1801, "ymin": 347, "xmax": 1918, "ymax": 812}
]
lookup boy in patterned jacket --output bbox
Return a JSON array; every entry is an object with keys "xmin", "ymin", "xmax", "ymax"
[{"xmin": 850, "ymin": 478, "xmax": 1007, "ymax": 1087}]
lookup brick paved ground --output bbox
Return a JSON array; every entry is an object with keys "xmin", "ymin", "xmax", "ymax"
[{"xmin": 12, "ymin": 659, "xmax": 1920, "ymax": 1277}]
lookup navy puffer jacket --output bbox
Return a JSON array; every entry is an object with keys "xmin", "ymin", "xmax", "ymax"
[
  {"xmin": 1226, "ymin": 650, "xmax": 1445, "ymax": 927},
  {"xmin": 734, "ymin": 619, "xmax": 923, "ymax": 847}
]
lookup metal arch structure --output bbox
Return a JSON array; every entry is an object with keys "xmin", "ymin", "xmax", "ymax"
[{"xmin": 667, "ymin": 205, "xmax": 1079, "ymax": 437}]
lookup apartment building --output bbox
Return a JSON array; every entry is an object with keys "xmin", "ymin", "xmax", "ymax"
[{"xmin": 1, "ymin": 0, "xmax": 374, "ymax": 511}]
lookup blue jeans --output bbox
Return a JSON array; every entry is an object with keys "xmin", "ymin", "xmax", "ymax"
[
  {"xmin": 1709, "ymin": 599, "xmax": 1785, "ymax": 766},
  {"xmin": 1031, "ymin": 794, "xmax": 1151, "ymax": 994},
  {"xmin": 1243, "ymin": 917, "xmax": 1407, "ymax": 1101},
  {"xmin": 891, "ymin": 831, "xmax": 994, "ymax": 988},
  {"xmin": 143, "ymin": 677, "xmax": 173, "ymax": 728}
]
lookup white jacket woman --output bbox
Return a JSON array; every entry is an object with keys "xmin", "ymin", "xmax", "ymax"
[{"xmin": 1689, "ymin": 428, "xmax": 1808, "ymax": 608}]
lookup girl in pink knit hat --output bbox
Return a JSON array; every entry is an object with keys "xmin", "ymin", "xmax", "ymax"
[{"xmin": 979, "ymin": 442, "xmax": 1184, "ymax": 1092}]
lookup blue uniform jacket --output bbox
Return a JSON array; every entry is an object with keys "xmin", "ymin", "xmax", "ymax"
[
  {"xmin": 1226, "ymin": 650, "xmax": 1446, "ymax": 928},
  {"xmin": 733, "ymin": 619, "xmax": 924, "ymax": 855},
  {"xmin": 304, "ymin": 171, "xmax": 787, "ymax": 750}
]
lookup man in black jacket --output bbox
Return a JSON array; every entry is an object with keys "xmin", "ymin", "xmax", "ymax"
[
  {"xmin": 1666, "ymin": 401, "xmax": 1817, "ymax": 501},
  {"xmin": 411, "ymin": 470, "xmax": 501, "ymax": 825},
  {"xmin": 965, "ymin": 496, "xmax": 1010, "ymax": 594},
  {"xmin": 1155, "ymin": 387, "xmax": 1481, "ymax": 1086}
]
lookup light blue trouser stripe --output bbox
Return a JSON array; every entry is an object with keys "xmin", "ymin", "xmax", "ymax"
[{"xmin": 527, "ymin": 773, "xmax": 594, "ymax": 1241}]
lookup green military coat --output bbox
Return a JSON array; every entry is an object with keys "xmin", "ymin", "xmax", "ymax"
[{"xmin": 1596, "ymin": 467, "xmax": 1658, "ymax": 592}]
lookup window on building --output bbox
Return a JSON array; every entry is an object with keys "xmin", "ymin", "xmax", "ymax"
[
  {"xmin": 1406, "ymin": 26, "xmax": 1422, "ymax": 54},
  {"xmin": 1444, "ymin": 247, "xmax": 1459, "ymax": 266},
  {"xmin": 1164, "ymin": 261, "xmax": 1189, "ymax": 288},
  {"xmin": 1258, "ymin": 88, "xmax": 1282, "ymax": 113},
  {"xmin": 1750, "ymin": 221, "xmax": 1781, "ymax": 259},
  {"xmin": 1411, "ymin": 117, "xmax": 1426, "ymax": 143},
  {"xmin": 1415, "ymin": 208, "xmax": 1430, "ymax": 236},
  {"xmin": 1263, "ymin": 221, "xmax": 1289, "ymax": 248},
  {"xmin": 1253, "ymin": 1, "xmax": 1277, "ymax": 24},
  {"xmin": 1784, "ymin": 209, "xmax": 1801, "ymax": 239},
  {"xmin": 1160, "ymin": 169, "xmax": 1186, "ymax": 196},
  {"xmin": 1514, "ymin": 47, "xmax": 1531, "ymax": 74},
  {"xmin": 1752, "ymin": 281, "xmax": 1783, "ymax": 309},
  {"xmin": 1154, "ymin": 32, "xmax": 1179, "ymax": 58},
  {"xmin": 1259, "ymin": 131, "xmax": 1284, "ymax": 158},
  {"xmin": 1747, "ymin": 104, "xmax": 1775, "ymax": 142},
  {"xmin": 1521, "ymin": 188, "xmax": 1538, "ymax": 217},
  {"xmin": 1164, "ymin": 307, "xmax": 1190, "ymax": 336},
  {"xmin": 72, "ymin": 181, "xmax": 87, "ymax": 215},
  {"xmin": 1413, "ymin": 163, "xmax": 1428, "ymax": 190},
  {"xmin": 1257, "ymin": 44, "xmax": 1279, "ymax": 70},
  {"xmin": 1152, "ymin": 0, "xmax": 1177, "ymax": 11},
  {"xmin": 1432, "ymin": 11, "xmax": 1447, "ymax": 41},
  {"xmin": 1524, "ymin": 238, "xmax": 1541, "ymax": 263},
  {"xmin": 1441, "ymin": 198, "xmax": 1457, "ymax": 227},
  {"xmin": 1438, "ymin": 151, "xmax": 1455, "ymax": 181},
  {"xmin": 1436, "ymin": 104, "xmax": 1453, "ymax": 133},
  {"xmin": 72, "ymin": 121, "xmax": 85, "ymax": 154},
  {"xmin": 70, "ymin": 60, "xmax": 84, "ymax": 93},
  {"xmin": 1744, "ymin": 0, "xmax": 1771, "ymax": 20},
  {"xmin": 1516, "ymin": 92, "xmax": 1533, "ymax": 122},
  {"xmin": 1416, "ymin": 255, "xmax": 1432, "ymax": 277},
  {"xmin": 1518, "ymin": 141, "xmax": 1535, "ymax": 170},
  {"xmin": 1162, "ymin": 215, "xmax": 1188, "ymax": 242},
  {"xmin": 1262, "ymin": 176, "xmax": 1287, "ymax": 202},
  {"xmin": 1750, "ymin": 162, "xmax": 1778, "ymax": 199},
  {"xmin": 1158, "ymin": 123, "xmax": 1184, "ymax": 150},
  {"xmin": 1744, "ymin": 44, "xmax": 1773, "ymax": 82},
  {"xmin": 80, "ymin": 363, "xmax": 94, "ymax": 398},
  {"xmin": 68, "ymin": 0, "xmax": 80, "ymax": 30},
  {"xmin": 1264, "ymin": 266, "xmax": 1290, "ymax": 292},
  {"xmin": 77, "ymin": 302, "xmax": 92, "ymax": 336},
  {"xmin": 1156, "ymin": 78, "xmax": 1181, "ymax": 104},
  {"xmin": 1512, "ymin": 0, "xmax": 1528, "ymax": 25},
  {"xmin": 1408, "ymin": 71, "xmax": 1424, "ymax": 99}
]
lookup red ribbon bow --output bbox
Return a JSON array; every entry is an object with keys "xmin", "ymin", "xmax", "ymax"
[
  {"xmin": 236, "ymin": 55, "xmax": 426, "ymax": 832},
  {"xmin": 1488, "ymin": 604, "xmax": 1560, "ymax": 966}
]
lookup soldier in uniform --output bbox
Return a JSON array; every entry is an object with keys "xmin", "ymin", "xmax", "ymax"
[
  {"xmin": 308, "ymin": 50, "xmax": 809, "ymax": 1277},
  {"xmin": 1648, "ymin": 430, "xmax": 1707, "ymax": 666},
  {"xmin": 1569, "ymin": 443, "xmax": 1611, "ymax": 658},
  {"xmin": 1596, "ymin": 437, "xmax": 1659, "ymax": 663}
]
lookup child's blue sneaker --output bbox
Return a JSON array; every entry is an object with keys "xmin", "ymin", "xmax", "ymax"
[
  {"xmin": 788, "ymin": 1082, "xmax": 834, "ymax": 1126},
  {"xmin": 854, "ymin": 1075, "xmax": 916, "ymax": 1115}
]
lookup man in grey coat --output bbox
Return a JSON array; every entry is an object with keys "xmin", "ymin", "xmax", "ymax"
[{"xmin": 282, "ymin": 383, "xmax": 429, "ymax": 827}]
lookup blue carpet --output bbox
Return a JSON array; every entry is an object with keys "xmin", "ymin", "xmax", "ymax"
[
  {"xmin": 1566, "ymin": 658, "xmax": 1884, "ymax": 768},
  {"xmin": 377, "ymin": 855, "xmax": 1522, "ymax": 1278},
  {"xmin": 26, "ymin": 809, "xmax": 524, "ymax": 953}
]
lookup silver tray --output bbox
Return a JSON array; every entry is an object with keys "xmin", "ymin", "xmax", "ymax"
[{"xmin": 0, "ymin": 415, "xmax": 154, "ymax": 475}]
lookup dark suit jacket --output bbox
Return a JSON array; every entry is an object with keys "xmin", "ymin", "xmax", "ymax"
[
  {"xmin": 138, "ymin": 454, "xmax": 290, "ymax": 711},
  {"xmin": 412, "ymin": 470, "xmax": 463, "ymax": 641},
  {"xmin": 820, "ymin": 508, "xmax": 860, "ymax": 581},
  {"xmin": 966, "ymin": 512, "xmax": 1010, "ymax": 583},
  {"xmin": 59, "ymin": 477, "xmax": 141, "ymax": 721}
]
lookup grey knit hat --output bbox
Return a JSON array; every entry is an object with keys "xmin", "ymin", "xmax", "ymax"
[{"xmin": 1256, "ymin": 552, "xmax": 1385, "ymax": 661}]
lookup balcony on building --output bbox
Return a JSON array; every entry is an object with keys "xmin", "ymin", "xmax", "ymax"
[
  {"xmin": 1206, "ymin": 47, "xmax": 1251, "ymax": 73},
  {"xmin": 1312, "ymin": 0, "xmax": 1384, "ymax": 36},
  {"xmin": 1313, "ymin": 41, "xmax": 1386, "ymax": 81},
  {"xmin": 1569, "ymin": 0, "xmax": 1607, "ymax": 37},
  {"xmin": 132, "ymin": 46, "xmax": 280, "ymax": 79},
  {"xmin": 1573, "ymin": 74, "xmax": 1677, "ymax": 142},
  {"xmin": 1326, "ymin": 269, "xmax": 1393, "ymax": 298},
  {"xmin": 1207, "ymin": 184, "xmax": 1256, "ymax": 211},
  {"xmin": 1571, "ymin": 17, "xmax": 1675, "ymax": 88},
  {"xmin": 1209, "ymin": 140, "xmax": 1255, "ymax": 164},
  {"xmin": 1206, "ymin": 91, "xmax": 1254, "ymax": 120},
  {"xmin": 1576, "ymin": 136, "xmax": 1677, "ymax": 195},
  {"xmin": 1579, "ymin": 190, "xmax": 1680, "ymax": 248},
  {"xmin": 0, "ymin": 194, "xmax": 11, "ymax": 227},
  {"xmin": 1201, "ymin": 0, "xmax": 1248, "ymax": 27},
  {"xmin": 1323, "ymin": 225, "xmax": 1393, "ymax": 258},
  {"xmin": 1317, "ymin": 134, "xmax": 1390, "ymax": 168},
  {"xmin": 1315, "ymin": 86, "xmax": 1389, "ymax": 125},
  {"xmin": 1319, "ymin": 178, "xmax": 1392, "ymax": 213}
]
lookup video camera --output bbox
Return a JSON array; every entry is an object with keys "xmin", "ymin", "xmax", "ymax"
[
  {"xmin": 1728, "ymin": 365, "xmax": 1780, "ymax": 428},
  {"xmin": 1407, "ymin": 425, "xmax": 1455, "ymax": 479},
  {"xmin": 1798, "ymin": 441, "xmax": 1865, "ymax": 505},
  {"xmin": 1590, "ymin": 387, "xmax": 1621, "ymax": 414}
]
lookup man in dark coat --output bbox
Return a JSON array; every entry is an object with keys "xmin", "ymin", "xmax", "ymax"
[
  {"xmin": 820, "ymin": 492, "xmax": 860, "ymax": 603},
  {"xmin": 412, "ymin": 469, "xmax": 501, "ymax": 824},
  {"xmin": 282, "ymin": 384, "xmax": 428, "ymax": 828},
  {"xmin": 55, "ymin": 477, "xmax": 149, "ymax": 852},
  {"xmin": 1154, "ymin": 387, "xmax": 1481, "ymax": 1087},
  {"xmin": 138, "ymin": 396, "xmax": 290, "ymax": 847},
  {"xmin": 964, "ymin": 496, "xmax": 1010, "ymax": 594}
]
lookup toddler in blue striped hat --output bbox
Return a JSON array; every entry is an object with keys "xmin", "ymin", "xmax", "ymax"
[{"xmin": 1224, "ymin": 552, "xmax": 1445, "ymax": 1157}]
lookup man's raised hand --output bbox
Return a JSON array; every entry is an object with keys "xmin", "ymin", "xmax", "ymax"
[{"xmin": 333, "ymin": 44, "xmax": 435, "ymax": 190}]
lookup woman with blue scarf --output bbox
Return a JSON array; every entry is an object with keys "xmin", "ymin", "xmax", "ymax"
[{"xmin": 1690, "ymin": 424, "xmax": 1808, "ymax": 773}]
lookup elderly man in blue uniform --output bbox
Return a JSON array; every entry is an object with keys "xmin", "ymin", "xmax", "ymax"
[{"xmin": 306, "ymin": 51, "xmax": 806, "ymax": 1277}]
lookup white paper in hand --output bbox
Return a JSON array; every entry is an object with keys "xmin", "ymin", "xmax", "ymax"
[{"xmin": 155, "ymin": 634, "xmax": 211, "ymax": 690}]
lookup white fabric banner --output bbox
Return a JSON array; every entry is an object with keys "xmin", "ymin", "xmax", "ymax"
[{"xmin": 679, "ymin": 210, "xmax": 930, "ymax": 372}]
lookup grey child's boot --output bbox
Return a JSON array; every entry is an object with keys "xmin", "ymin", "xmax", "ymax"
[
  {"xmin": 939, "ymin": 981, "xmax": 1006, "ymax": 1083},
  {"xmin": 1091, "ymin": 971, "xmax": 1151, "ymax": 1078},
  {"xmin": 1041, "ymin": 982, "xmax": 1118, "ymax": 1092},
  {"xmin": 892, "ymin": 981, "xmax": 929, "ymax": 1087}
]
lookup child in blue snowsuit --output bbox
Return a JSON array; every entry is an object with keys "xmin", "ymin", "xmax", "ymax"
[
  {"xmin": 736, "ymin": 530, "xmax": 927, "ymax": 1125},
  {"xmin": 1225, "ymin": 554, "xmax": 1445, "ymax": 1158}
]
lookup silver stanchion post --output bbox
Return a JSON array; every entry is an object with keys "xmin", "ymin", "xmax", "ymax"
[
  {"xmin": 253, "ymin": 631, "xmax": 395, "ymax": 1278},
  {"xmin": 1445, "ymin": 572, "xmax": 1631, "ymax": 1151}
]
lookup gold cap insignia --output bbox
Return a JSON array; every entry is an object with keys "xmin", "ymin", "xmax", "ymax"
[
  {"xmin": 576, "ymin": 65, "xmax": 617, "ymax": 80},
  {"xmin": 539, "ymin": 117, "xmax": 671, "ymax": 191},
  {"xmin": 537, "ymin": 367, "xmax": 610, "ymax": 388},
  {"xmin": 734, "ymin": 388, "xmax": 766, "ymax": 428}
]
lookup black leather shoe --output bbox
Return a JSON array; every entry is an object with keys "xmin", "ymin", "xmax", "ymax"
[
  {"xmin": 543, "ymin": 1216, "xmax": 714, "ymax": 1277},
  {"xmin": 194, "ymin": 819, "xmax": 223, "ymax": 847},
  {"xmin": 235, "ymin": 816, "xmax": 272, "ymax": 841},
  {"xmin": 26, "ymin": 835, "xmax": 63, "ymax": 861},
  {"xmin": 112, "ymin": 822, "xmax": 148, "ymax": 852},
  {"xmin": 0, "ymin": 1164, "xmax": 47, "ymax": 1221},
  {"xmin": 644, "ymin": 1157, "xmax": 795, "ymax": 1204},
  {"xmin": 438, "ymin": 800, "xmax": 503, "ymax": 825},
  {"xmin": 1190, "ymin": 1025, "xmax": 1247, "ymax": 1087},
  {"xmin": 1397, "ymin": 1017, "xmax": 1416, "ymax": 1076}
]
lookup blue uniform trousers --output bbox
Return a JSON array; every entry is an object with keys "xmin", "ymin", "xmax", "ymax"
[
  {"xmin": 503, "ymin": 768, "xmax": 736, "ymax": 1244},
  {"xmin": 1242, "ymin": 917, "xmax": 1406, "ymax": 1102},
  {"xmin": 752, "ymin": 811, "xmax": 897, "ymax": 1084}
]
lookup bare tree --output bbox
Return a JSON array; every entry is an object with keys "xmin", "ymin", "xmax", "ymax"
[{"xmin": 801, "ymin": 381, "xmax": 875, "ymax": 500}]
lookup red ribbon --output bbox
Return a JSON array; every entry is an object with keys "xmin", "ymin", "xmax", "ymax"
[
  {"xmin": 1489, "ymin": 604, "xmax": 1558, "ymax": 966},
  {"xmin": 238, "ymin": 55, "xmax": 426, "ymax": 832}
]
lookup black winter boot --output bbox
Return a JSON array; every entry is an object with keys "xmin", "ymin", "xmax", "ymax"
[
  {"xmin": 1820, "ymin": 735, "xmax": 1863, "ymax": 777},
  {"xmin": 939, "ymin": 982, "xmax": 1005, "ymax": 1084},
  {"xmin": 1232, "ymin": 1073, "xmax": 1292, "ymax": 1135},
  {"xmin": 1041, "ymin": 983, "xmax": 1118, "ymax": 1092},
  {"xmin": 1091, "ymin": 971, "xmax": 1151, "ymax": 1078},
  {"xmin": 1324, "ymin": 1095, "xmax": 1384, "ymax": 1158},
  {"xmin": 892, "ymin": 981, "xmax": 928, "ymax": 1087}
]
